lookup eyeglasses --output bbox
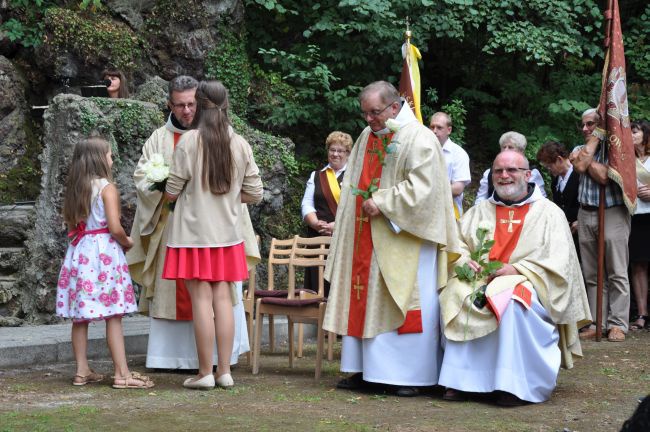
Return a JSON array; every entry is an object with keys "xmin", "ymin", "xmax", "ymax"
[
  {"xmin": 360, "ymin": 103, "xmax": 393, "ymax": 119},
  {"xmin": 171, "ymin": 102, "xmax": 195, "ymax": 110},
  {"xmin": 328, "ymin": 148, "xmax": 348, "ymax": 155},
  {"xmin": 580, "ymin": 121, "xmax": 596, "ymax": 128},
  {"xmin": 493, "ymin": 167, "xmax": 530, "ymax": 175}
]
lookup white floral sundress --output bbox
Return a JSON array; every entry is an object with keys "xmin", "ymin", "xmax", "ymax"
[{"xmin": 56, "ymin": 178, "xmax": 137, "ymax": 321}]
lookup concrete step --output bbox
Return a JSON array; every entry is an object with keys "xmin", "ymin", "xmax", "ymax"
[{"xmin": 0, "ymin": 314, "xmax": 316, "ymax": 368}]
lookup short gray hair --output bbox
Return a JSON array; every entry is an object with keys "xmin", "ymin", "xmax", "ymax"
[
  {"xmin": 582, "ymin": 107, "xmax": 601, "ymax": 122},
  {"xmin": 499, "ymin": 131, "xmax": 527, "ymax": 152},
  {"xmin": 168, "ymin": 75, "xmax": 199, "ymax": 100},
  {"xmin": 359, "ymin": 81, "xmax": 400, "ymax": 105}
]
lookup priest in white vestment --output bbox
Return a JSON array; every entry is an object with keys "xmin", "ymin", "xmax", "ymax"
[
  {"xmin": 323, "ymin": 81, "xmax": 460, "ymax": 397},
  {"xmin": 128, "ymin": 76, "xmax": 257, "ymax": 369},
  {"xmin": 439, "ymin": 151, "xmax": 591, "ymax": 406}
]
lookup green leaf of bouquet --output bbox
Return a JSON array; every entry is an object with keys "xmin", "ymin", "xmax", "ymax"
[
  {"xmin": 476, "ymin": 229, "xmax": 486, "ymax": 244},
  {"xmin": 484, "ymin": 261, "xmax": 503, "ymax": 273}
]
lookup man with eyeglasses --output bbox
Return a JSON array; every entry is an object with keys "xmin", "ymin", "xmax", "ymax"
[
  {"xmin": 438, "ymin": 150, "xmax": 590, "ymax": 406},
  {"xmin": 323, "ymin": 81, "xmax": 460, "ymax": 397},
  {"xmin": 570, "ymin": 108, "xmax": 631, "ymax": 342},
  {"xmin": 128, "ymin": 76, "xmax": 257, "ymax": 369}
]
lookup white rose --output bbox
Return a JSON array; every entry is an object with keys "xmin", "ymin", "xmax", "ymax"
[
  {"xmin": 478, "ymin": 221, "xmax": 492, "ymax": 231},
  {"xmin": 141, "ymin": 160, "xmax": 153, "ymax": 176},
  {"xmin": 385, "ymin": 118, "xmax": 400, "ymax": 133},
  {"xmin": 147, "ymin": 165, "xmax": 169, "ymax": 183},
  {"xmin": 150, "ymin": 153, "xmax": 166, "ymax": 166}
]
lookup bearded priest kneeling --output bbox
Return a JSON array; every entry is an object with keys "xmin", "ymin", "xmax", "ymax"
[{"xmin": 438, "ymin": 151, "xmax": 592, "ymax": 406}]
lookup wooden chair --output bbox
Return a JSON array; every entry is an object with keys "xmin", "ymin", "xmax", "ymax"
[
  {"xmin": 254, "ymin": 237, "xmax": 296, "ymax": 353},
  {"xmin": 252, "ymin": 235, "xmax": 330, "ymax": 379},
  {"xmin": 291, "ymin": 235, "xmax": 335, "ymax": 363},
  {"xmin": 242, "ymin": 235, "xmax": 260, "ymax": 365}
]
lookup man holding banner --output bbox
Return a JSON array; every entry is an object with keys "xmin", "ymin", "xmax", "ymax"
[{"xmin": 571, "ymin": 0, "xmax": 637, "ymax": 343}]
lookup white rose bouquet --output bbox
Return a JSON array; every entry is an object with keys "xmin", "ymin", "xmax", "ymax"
[{"xmin": 142, "ymin": 153, "xmax": 170, "ymax": 193}]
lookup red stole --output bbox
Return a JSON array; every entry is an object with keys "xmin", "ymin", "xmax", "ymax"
[
  {"xmin": 348, "ymin": 133, "xmax": 408, "ymax": 337},
  {"xmin": 172, "ymin": 132, "xmax": 192, "ymax": 320},
  {"xmin": 487, "ymin": 204, "xmax": 533, "ymax": 314},
  {"xmin": 489, "ymin": 204, "xmax": 530, "ymax": 263}
]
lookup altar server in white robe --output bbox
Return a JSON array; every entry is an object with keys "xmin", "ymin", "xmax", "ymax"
[
  {"xmin": 323, "ymin": 81, "xmax": 460, "ymax": 397},
  {"xmin": 439, "ymin": 151, "xmax": 591, "ymax": 406}
]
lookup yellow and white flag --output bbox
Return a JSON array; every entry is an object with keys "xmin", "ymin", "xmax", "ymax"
[{"xmin": 399, "ymin": 41, "xmax": 422, "ymax": 123}]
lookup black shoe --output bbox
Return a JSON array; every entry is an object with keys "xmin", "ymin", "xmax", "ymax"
[
  {"xmin": 442, "ymin": 388, "xmax": 467, "ymax": 402},
  {"xmin": 393, "ymin": 386, "xmax": 420, "ymax": 397},
  {"xmin": 495, "ymin": 391, "xmax": 528, "ymax": 407},
  {"xmin": 336, "ymin": 372, "xmax": 365, "ymax": 390}
]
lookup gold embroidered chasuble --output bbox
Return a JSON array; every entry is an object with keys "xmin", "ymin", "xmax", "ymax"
[
  {"xmin": 440, "ymin": 197, "xmax": 592, "ymax": 368},
  {"xmin": 323, "ymin": 118, "xmax": 461, "ymax": 339}
]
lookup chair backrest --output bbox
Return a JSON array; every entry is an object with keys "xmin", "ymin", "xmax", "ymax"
[
  {"xmin": 266, "ymin": 237, "xmax": 296, "ymax": 291},
  {"xmin": 288, "ymin": 235, "xmax": 331, "ymax": 298}
]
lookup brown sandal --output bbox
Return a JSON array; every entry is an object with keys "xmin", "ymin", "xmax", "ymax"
[
  {"xmin": 112, "ymin": 371, "xmax": 155, "ymax": 389},
  {"xmin": 72, "ymin": 370, "xmax": 104, "ymax": 386}
]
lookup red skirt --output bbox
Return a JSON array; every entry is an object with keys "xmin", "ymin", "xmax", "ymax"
[{"xmin": 162, "ymin": 242, "xmax": 248, "ymax": 282}]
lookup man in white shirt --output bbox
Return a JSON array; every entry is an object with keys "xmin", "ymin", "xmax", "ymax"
[{"xmin": 429, "ymin": 112, "xmax": 471, "ymax": 217}]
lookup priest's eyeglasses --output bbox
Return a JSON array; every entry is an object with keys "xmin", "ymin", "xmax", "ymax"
[
  {"xmin": 360, "ymin": 103, "xmax": 392, "ymax": 119},
  {"xmin": 493, "ymin": 167, "xmax": 530, "ymax": 175}
]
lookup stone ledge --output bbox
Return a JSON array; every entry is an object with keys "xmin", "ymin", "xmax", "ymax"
[{"xmin": 0, "ymin": 314, "xmax": 316, "ymax": 368}]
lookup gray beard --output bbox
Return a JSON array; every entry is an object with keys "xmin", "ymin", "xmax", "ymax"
[{"xmin": 494, "ymin": 182, "xmax": 527, "ymax": 201}]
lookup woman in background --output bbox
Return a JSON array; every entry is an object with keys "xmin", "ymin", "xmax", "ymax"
[
  {"xmin": 102, "ymin": 69, "xmax": 129, "ymax": 99},
  {"xmin": 300, "ymin": 131, "xmax": 352, "ymax": 295},
  {"xmin": 629, "ymin": 120, "xmax": 650, "ymax": 330}
]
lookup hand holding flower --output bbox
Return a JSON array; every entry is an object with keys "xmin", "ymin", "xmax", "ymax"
[{"xmin": 362, "ymin": 198, "xmax": 380, "ymax": 216}]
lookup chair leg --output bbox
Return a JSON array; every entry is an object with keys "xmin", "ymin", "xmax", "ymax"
[
  {"xmin": 315, "ymin": 305, "xmax": 325, "ymax": 380},
  {"xmin": 269, "ymin": 315, "xmax": 275, "ymax": 353},
  {"xmin": 288, "ymin": 317, "xmax": 294, "ymax": 368},
  {"xmin": 297, "ymin": 323, "xmax": 304, "ymax": 358},
  {"xmin": 327, "ymin": 331, "xmax": 334, "ymax": 361},
  {"xmin": 252, "ymin": 305, "xmax": 263, "ymax": 375},
  {"xmin": 246, "ymin": 311, "xmax": 253, "ymax": 365}
]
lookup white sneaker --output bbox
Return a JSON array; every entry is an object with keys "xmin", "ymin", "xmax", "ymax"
[
  {"xmin": 215, "ymin": 373, "xmax": 234, "ymax": 388},
  {"xmin": 183, "ymin": 374, "xmax": 215, "ymax": 390}
]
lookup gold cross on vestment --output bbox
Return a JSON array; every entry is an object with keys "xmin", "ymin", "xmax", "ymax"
[
  {"xmin": 356, "ymin": 213, "xmax": 369, "ymax": 236},
  {"xmin": 499, "ymin": 210, "xmax": 521, "ymax": 233},
  {"xmin": 353, "ymin": 275, "xmax": 364, "ymax": 300}
]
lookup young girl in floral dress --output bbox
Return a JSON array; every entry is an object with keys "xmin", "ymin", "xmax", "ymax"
[
  {"xmin": 162, "ymin": 81, "xmax": 263, "ymax": 389},
  {"xmin": 56, "ymin": 137, "xmax": 154, "ymax": 389}
]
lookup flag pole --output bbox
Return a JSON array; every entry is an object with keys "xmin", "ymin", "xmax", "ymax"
[{"xmin": 595, "ymin": 0, "xmax": 614, "ymax": 342}]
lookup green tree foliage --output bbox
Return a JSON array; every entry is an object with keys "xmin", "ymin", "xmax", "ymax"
[
  {"xmin": 244, "ymin": 0, "xmax": 650, "ymax": 170},
  {"xmin": 205, "ymin": 26, "xmax": 252, "ymax": 116}
]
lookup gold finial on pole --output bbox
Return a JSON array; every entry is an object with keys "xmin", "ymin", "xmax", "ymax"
[{"xmin": 404, "ymin": 16, "xmax": 412, "ymax": 43}]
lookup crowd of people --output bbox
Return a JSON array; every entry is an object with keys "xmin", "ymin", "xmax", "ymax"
[{"xmin": 54, "ymin": 72, "xmax": 648, "ymax": 409}]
